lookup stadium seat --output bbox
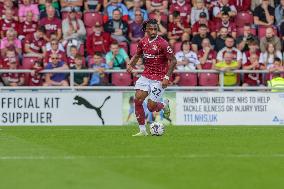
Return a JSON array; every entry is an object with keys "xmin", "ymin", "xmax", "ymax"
[
  {"xmin": 199, "ymin": 73, "xmax": 219, "ymax": 86},
  {"xmin": 130, "ymin": 42, "xmax": 137, "ymax": 57},
  {"xmin": 174, "ymin": 42, "xmax": 182, "ymax": 53},
  {"xmin": 119, "ymin": 42, "xmax": 128, "ymax": 54},
  {"xmin": 235, "ymin": 12, "xmax": 254, "ymax": 27},
  {"xmin": 61, "ymin": 11, "xmax": 82, "ymax": 20},
  {"xmin": 111, "ymin": 72, "xmax": 132, "ymax": 86},
  {"xmin": 79, "ymin": 44, "xmax": 84, "ymax": 56},
  {"xmin": 236, "ymin": 27, "xmax": 256, "ymax": 37},
  {"xmin": 258, "ymin": 26, "xmax": 278, "ymax": 38},
  {"xmin": 178, "ymin": 73, "xmax": 198, "ymax": 86},
  {"xmin": 22, "ymin": 56, "xmax": 38, "ymax": 69},
  {"xmin": 83, "ymin": 12, "xmax": 103, "ymax": 27},
  {"xmin": 86, "ymin": 27, "xmax": 94, "ymax": 36}
]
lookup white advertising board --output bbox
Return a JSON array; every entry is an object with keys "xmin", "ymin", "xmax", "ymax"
[
  {"xmin": 0, "ymin": 92, "xmax": 122, "ymax": 126},
  {"xmin": 176, "ymin": 92, "xmax": 284, "ymax": 125}
]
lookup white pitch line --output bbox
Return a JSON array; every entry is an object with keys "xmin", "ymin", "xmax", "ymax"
[{"xmin": 1, "ymin": 154, "xmax": 284, "ymax": 160}]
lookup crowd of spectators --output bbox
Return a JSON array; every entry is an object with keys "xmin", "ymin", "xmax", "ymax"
[{"xmin": 0, "ymin": 0, "xmax": 283, "ymax": 87}]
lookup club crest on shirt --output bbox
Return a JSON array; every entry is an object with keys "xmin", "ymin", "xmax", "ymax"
[{"xmin": 153, "ymin": 45, "xmax": 158, "ymax": 51}]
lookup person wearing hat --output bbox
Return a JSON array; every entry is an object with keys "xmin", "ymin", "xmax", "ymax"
[
  {"xmin": 2, "ymin": 61, "xmax": 25, "ymax": 86},
  {"xmin": 86, "ymin": 21, "xmax": 113, "ymax": 55},
  {"xmin": 192, "ymin": 12, "xmax": 215, "ymax": 37},
  {"xmin": 191, "ymin": 0, "xmax": 209, "ymax": 25},
  {"xmin": 62, "ymin": 7, "xmax": 86, "ymax": 57}
]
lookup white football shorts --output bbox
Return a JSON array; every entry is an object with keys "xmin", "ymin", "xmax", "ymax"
[{"xmin": 134, "ymin": 76, "xmax": 165, "ymax": 102}]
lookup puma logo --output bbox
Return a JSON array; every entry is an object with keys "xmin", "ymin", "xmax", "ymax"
[{"xmin": 73, "ymin": 95, "xmax": 111, "ymax": 125}]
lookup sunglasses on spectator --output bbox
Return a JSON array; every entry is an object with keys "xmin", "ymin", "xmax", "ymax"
[{"xmin": 51, "ymin": 57, "xmax": 58, "ymax": 60}]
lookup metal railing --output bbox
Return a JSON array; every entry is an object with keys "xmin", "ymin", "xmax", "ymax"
[{"xmin": 0, "ymin": 69, "xmax": 280, "ymax": 91}]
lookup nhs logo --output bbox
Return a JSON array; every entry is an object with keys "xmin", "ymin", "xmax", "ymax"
[{"xmin": 272, "ymin": 116, "xmax": 284, "ymax": 125}]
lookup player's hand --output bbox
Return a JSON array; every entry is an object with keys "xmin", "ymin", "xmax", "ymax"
[
  {"xmin": 162, "ymin": 78, "xmax": 169, "ymax": 89},
  {"xmin": 127, "ymin": 64, "xmax": 134, "ymax": 73}
]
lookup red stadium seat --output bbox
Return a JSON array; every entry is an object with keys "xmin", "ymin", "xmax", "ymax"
[
  {"xmin": 119, "ymin": 42, "xmax": 128, "ymax": 54},
  {"xmin": 178, "ymin": 73, "xmax": 198, "ymax": 86},
  {"xmin": 130, "ymin": 42, "xmax": 137, "ymax": 57},
  {"xmin": 174, "ymin": 42, "xmax": 182, "ymax": 53},
  {"xmin": 235, "ymin": 11, "xmax": 254, "ymax": 27},
  {"xmin": 22, "ymin": 56, "xmax": 38, "ymax": 69},
  {"xmin": 199, "ymin": 73, "xmax": 219, "ymax": 86},
  {"xmin": 112, "ymin": 72, "xmax": 132, "ymax": 86},
  {"xmin": 258, "ymin": 26, "xmax": 278, "ymax": 38},
  {"xmin": 86, "ymin": 27, "xmax": 94, "ymax": 36},
  {"xmin": 79, "ymin": 44, "xmax": 84, "ymax": 56},
  {"xmin": 61, "ymin": 11, "xmax": 82, "ymax": 20},
  {"xmin": 236, "ymin": 27, "xmax": 256, "ymax": 37},
  {"xmin": 83, "ymin": 12, "xmax": 103, "ymax": 27}
]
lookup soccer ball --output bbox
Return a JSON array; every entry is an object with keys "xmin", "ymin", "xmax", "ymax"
[{"xmin": 149, "ymin": 122, "xmax": 165, "ymax": 136}]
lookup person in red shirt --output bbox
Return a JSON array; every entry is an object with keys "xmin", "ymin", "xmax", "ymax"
[
  {"xmin": 146, "ymin": 0, "xmax": 168, "ymax": 14},
  {"xmin": 242, "ymin": 53, "xmax": 264, "ymax": 86},
  {"xmin": 2, "ymin": 61, "xmax": 25, "ymax": 86},
  {"xmin": 0, "ymin": 50, "xmax": 19, "ymax": 69},
  {"xmin": 167, "ymin": 11, "xmax": 190, "ymax": 47},
  {"xmin": 86, "ymin": 22, "xmax": 113, "ymax": 55},
  {"xmin": 215, "ymin": 12, "xmax": 237, "ymax": 38},
  {"xmin": 29, "ymin": 59, "xmax": 44, "ymax": 86},
  {"xmin": 44, "ymin": 39, "xmax": 67, "ymax": 65},
  {"xmin": 169, "ymin": 0, "xmax": 191, "ymax": 23},
  {"xmin": 39, "ymin": 6, "xmax": 62, "ymax": 42},
  {"xmin": 24, "ymin": 26, "xmax": 46, "ymax": 58},
  {"xmin": 18, "ymin": 11, "xmax": 38, "ymax": 39},
  {"xmin": 229, "ymin": 0, "xmax": 251, "ymax": 12},
  {"xmin": 0, "ymin": 9, "xmax": 19, "ymax": 38},
  {"xmin": 127, "ymin": 19, "xmax": 177, "ymax": 136},
  {"xmin": 192, "ymin": 12, "xmax": 215, "ymax": 37}
]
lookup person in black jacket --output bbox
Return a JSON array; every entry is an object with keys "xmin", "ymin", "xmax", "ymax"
[{"xmin": 104, "ymin": 9, "xmax": 129, "ymax": 43}]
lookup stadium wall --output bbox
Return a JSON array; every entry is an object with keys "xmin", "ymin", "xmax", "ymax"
[{"xmin": 0, "ymin": 91, "xmax": 283, "ymax": 126}]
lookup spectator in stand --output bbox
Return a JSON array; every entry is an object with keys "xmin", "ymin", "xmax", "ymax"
[
  {"xmin": 84, "ymin": 0, "xmax": 102, "ymax": 12},
  {"xmin": 39, "ymin": 6, "xmax": 62, "ymax": 42},
  {"xmin": 198, "ymin": 38, "xmax": 217, "ymax": 70},
  {"xmin": 275, "ymin": 0, "xmax": 284, "ymax": 25},
  {"xmin": 236, "ymin": 24, "xmax": 258, "ymax": 52},
  {"xmin": 1, "ymin": 61, "xmax": 25, "ymax": 86},
  {"xmin": 259, "ymin": 42, "xmax": 282, "ymax": 69},
  {"xmin": 175, "ymin": 41, "xmax": 202, "ymax": 71},
  {"xmin": 0, "ymin": 28, "xmax": 22, "ymax": 57},
  {"xmin": 251, "ymin": 0, "xmax": 274, "ymax": 11},
  {"xmin": 280, "ymin": 22, "xmax": 284, "ymax": 49},
  {"xmin": 214, "ymin": 51, "xmax": 239, "ymax": 86},
  {"xmin": 192, "ymin": 12, "xmax": 215, "ymax": 37},
  {"xmin": 44, "ymin": 39, "xmax": 67, "ymax": 65},
  {"xmin": 169, "ymin": 0, "xmax": 191, "ymax": 23},
  {"xmin": 18, "ymin": 11, "xmax": 38, "ymax": 40},
  {"xmin": 191, "ymin": 24, "xmax": 215, "ymax": 52},
  {"xmin": 29, "ymin": 59, "xmax": 44, "ymax": 86},
  {"xmin": 242, "ymin": 40, "xmax": 260, "ymax": 66},
  {"xmin": 1, "ymin": 50, "xmax": 19, "ymax": 68},
  {"xmin": 242, "ymin": 54, "xmax": 264, "ymax": 86},
  {"xmin": 45, "ymin": 32, "xmax": 65, "ymax": 51},
  {"xmin": 213, "ymin": 0, "xmax": 237, "ymax": 19},
  {"xmin": 106, "ymin": 41, "xmax": 129, "ymax": 69},
  {"xmin": 253, "ymin": 0, "xmax": 275, "ymax": 26},
  {"xmin": 215, "ymin": 12, "xmax": 237, "ymax": 38},
  {"xmin": 60, "ymin": 0, "xmax": 83, "ymax": 12},
  {"xmin": 146, "ymin": 0, "xmax": 168, "ymax": 14},
  {"xmin": 259, "ymin": 27, "xmax": 282, "ymax": 53},
  {"xmin": 24, "ymin": 26, "xmax": 46, "ymax": 58},
  {"xmin": 150, "ymin": 10, "xmax": 167, "ymax": 37},
  {"xmin": 62, "ymin": 8, "xmax": 86, "ymax": 56},
  {"xmin": 268, "ymin": 57, "xmax": 284, "ymax": 79},
  {"xmin": 167, "ymin": 11, "xmax": 190, "ymax": 47},
  {"xmin": 217, "ymin": 35, "xmax": 242, "ymax": 66},
  {"xmin": 89, "ymin": 52, "xmax": 110, "ymax": 86},
  {"xmin": 214, "ymin": 27, "xmax": 229, "ymax": 52},
  {"xmin": 229, "ymin": 0, "xmax": 251, "ymax": 12},
  {"xmin": 43, "ymin": 53, "xmax": 69, "ymax": 86},
  {"xmin": 86, "ymin": 22, "xmax": 113, "ymax": 55},
  {"xmin": 0, "ymin": 9, "xmax": 19, "ymax": 39},
  {"xmin": 191, "ymin": 0, "xmax": 209, "ymax": 26},
  {"xmin": 128, "ymin": 10, "xmax": 145, "ymax": 42},
  {"xmin": 39, "ymin": 0, "xmax": 61, "ymax": 19},
  {"xmin": 18, "ymin": 0, "xmax": 39, "ymax": 23},
  {"xmin": 0, "ymin": 0, "xmax": 18, "ymax": 21},
  {"xmin": 104, "ymin": 0, "xmax": 128, "ymax": 22},
  {"xmin": 67, "ymin": 45, "xmax": 79, "ymax": 67},
  {"xmin": 128, "ymin": 0, "xmax": 148, "ymax": 22},
  {"xmin": 104, "ymin": 9, "xmax": 128, "ymax": 43},
  {"xmin": 70, "ymin": 54, "xmax": 89, "ymax": 86}
]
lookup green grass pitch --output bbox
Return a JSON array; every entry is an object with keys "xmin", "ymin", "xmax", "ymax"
[{"xmin": 1, "ymin": 126, "xmax": 284, "ymax": 189}]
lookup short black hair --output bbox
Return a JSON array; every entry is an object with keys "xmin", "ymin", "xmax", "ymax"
[
  {"xmin": 142, "ymin": 19, "xmax": 158, "ymax": 32},
  {"xmin": 94, "ymin": 51, "xmax": 103, "ymax": 57},
  {"xmin": 172, "ymin": 11, "xmax": 180, "ymax": 18},
  {"xmin": 274, "ymin": 57, "xmax": 282, "ymax": 62},
  {"xmin": 37, "ymin": 26, "xmax": 46, "ymax": 33}
]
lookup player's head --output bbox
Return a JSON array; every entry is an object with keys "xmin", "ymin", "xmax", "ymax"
[{"xmin": 143, "ymin": 19, "xmax": 158, "ymax": 39}]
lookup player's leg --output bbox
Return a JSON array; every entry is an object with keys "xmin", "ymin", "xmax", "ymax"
[
  {"xmin": 133, "ymin": 90, "xmax": 148, "ymax": 136},
  {"xmin": 147, "ymin": 81, "xmax": 171, "ymax": 119}
]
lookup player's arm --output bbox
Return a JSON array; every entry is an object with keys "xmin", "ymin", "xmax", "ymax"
[
  {"xmin": 127, "ymin": 53, "xmax": 141, "ymax": 73},
  {"xmin": 162, "ymin": 55, "xmax": 177, "ymax": 89}
]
